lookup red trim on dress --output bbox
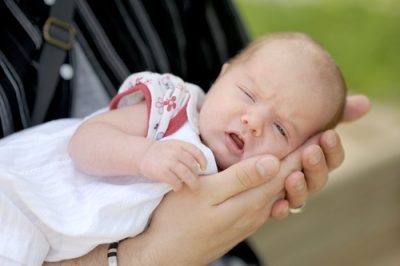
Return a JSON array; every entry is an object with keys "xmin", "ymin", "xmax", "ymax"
[
  {"xmin": 164, "ymin": 101, "xmax": 189, "ymax": 137},
  {"xmin": 109, "ymin": 83, "xmax": 152, "ymax": 137},
  {"xmin": 108, "ymin": 82, "xmax": 189, "ymax": 138}
]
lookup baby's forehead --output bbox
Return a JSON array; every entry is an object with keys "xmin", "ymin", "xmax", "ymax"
[
  {"xmin": 238, "ymin": 36, "xmax": 346, "ymax": 120},
  {"xmin": 246, "ymin": 35, "xmax": 346, "ymax": 131}
]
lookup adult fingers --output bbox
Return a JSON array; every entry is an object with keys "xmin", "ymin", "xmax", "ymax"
[
  {"xmin": 280, "ymin": 133, "xmax": 321, "ymax": 178},
  {"xmin": 270, "ymin": 199, "xmax": 289, "ymax": 220},
  {"xmin": 319, "ymin": 130, "xmax": 345, "ymax": 170},
  {"xmin": 284, "ymin": 171, "xmax": 308, "ymax": 208},
  {"xmin": 203, "ymin": 155, "xmax": 280, "ymax": 206},
  {"xmin": 341, "ymin": 95, "xmax": 371, "ymax": 123},
  {"xmin": 219, "ymin": 181, "xmax": 286, "ymax": 232},
  {"xmin": 301, "ymin": 144, "xmax": 329, "ymax": 193}
]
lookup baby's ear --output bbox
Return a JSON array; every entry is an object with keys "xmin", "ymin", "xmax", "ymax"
[{"xmin": 220, "ymin": 63, "xmax": 230, "ymax": 75}]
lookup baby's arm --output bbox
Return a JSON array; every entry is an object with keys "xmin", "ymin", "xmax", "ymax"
[{"xmin": 68, "ymin": 102, "xmax": 206, "ymax": 191}]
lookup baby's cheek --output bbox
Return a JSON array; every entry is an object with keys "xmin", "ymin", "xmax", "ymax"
[{"xmin": 254, "ymin": 141, "xmax": 293, "ymax": 160}]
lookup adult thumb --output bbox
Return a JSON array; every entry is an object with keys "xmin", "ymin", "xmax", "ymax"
[{"xmin": 205, "ymin": 155, "xmax": 280, "ymax": 205}]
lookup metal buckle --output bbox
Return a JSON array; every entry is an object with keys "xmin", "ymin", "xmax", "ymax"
[{"xmin": 43, "ymin": 17, "xmax": 75, "ymax": 50}]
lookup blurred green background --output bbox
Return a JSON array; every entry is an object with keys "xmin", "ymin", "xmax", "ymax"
[{"xmin": 234, "ymin": 0, "xmax": 400, "ymax": 105}]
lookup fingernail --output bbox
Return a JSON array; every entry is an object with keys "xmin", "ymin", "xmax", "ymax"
[
  {"xmin": 326, "ymin": 133, "xmax": 337, "ymax": 148},
  {"xmin": 256, "ymin": 157, "xmax": 278, "ymax": 177},
  {"xmin": 195, "ymin": 163, "xmax": 202, "ymax": 174},
  {"xmin": 309, "ymin": 151, "xmax": 322, "ymax": 165}
]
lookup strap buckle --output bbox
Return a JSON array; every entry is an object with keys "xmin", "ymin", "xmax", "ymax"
[{"xmin": 43, "ymin": 16, "xmax": 75, "ymax": 50}]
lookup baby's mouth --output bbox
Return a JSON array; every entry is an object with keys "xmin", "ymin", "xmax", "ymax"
[{"xmin": 229, "ymin": 133, "xmax": 244, "ymax": 150}]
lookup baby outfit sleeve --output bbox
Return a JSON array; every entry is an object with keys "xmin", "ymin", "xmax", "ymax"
[{"xmin": 109, "ymin": 71, "xmax": 193, "ymax": 140}]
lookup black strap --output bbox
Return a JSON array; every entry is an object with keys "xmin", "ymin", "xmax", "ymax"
[{"xmin": 31, "ymin": 0, "xmax": 75, "ymax": 125}]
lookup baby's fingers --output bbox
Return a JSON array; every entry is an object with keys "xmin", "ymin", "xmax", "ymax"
[
  {"xmin": 164, "ymin": 169, "xmax": 184, "ymax": 192},
  {"xmin": 181, "ymin": 143, "xmax": 207, "ymax": 173},
  {"xmin": 172, "ymin": 163, "xmax": 199, "ymax": 191}
]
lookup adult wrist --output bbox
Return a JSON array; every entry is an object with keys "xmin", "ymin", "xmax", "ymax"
[{"xmin": 116, "ymin": 237, "xmax": 154, "ymax": 266}]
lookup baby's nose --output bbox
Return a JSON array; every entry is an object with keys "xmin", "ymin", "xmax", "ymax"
[{"xmin": 241, "ymin": 116, "xmax": 263, "ymax": 137}]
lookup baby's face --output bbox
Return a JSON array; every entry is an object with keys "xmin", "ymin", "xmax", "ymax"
[{"xmin": 198, "ymin": 41, "xmax": 339, "ymax": 169}]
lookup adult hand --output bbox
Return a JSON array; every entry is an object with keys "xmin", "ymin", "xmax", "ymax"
[
  {"xmin": 44, "ymin": 154, "xmax": 284, "ymax": 266},
  {"xmin": 270, "ymin": 95, "xmax": 371, "ymax": 219},
  {"xmin": 119, "ymin": 155, "xmax": 285, "ymax": 265}
]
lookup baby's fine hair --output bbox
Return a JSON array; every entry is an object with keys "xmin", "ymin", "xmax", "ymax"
[{"xmin": 229, "ymin": 32, "xmax": 347, "ymax": 130}]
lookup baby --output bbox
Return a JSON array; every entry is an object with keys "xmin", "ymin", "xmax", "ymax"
[
  {"xmin": 70, "ymin": 31, "xmax": 346, "ymax": 191},
  {"xmin": 0, "ymin": 32, "xmax": 346, "ymax": 263}
]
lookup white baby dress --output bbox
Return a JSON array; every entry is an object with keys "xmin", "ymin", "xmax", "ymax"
[{"xmin": 0, "ymin": 72, "xmax": 217, "ymax": 265}]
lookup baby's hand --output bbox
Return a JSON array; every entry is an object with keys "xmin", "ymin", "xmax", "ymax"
[{"xmin": 140, "ymin": 140, "xmax": 207, "ymax": 191}]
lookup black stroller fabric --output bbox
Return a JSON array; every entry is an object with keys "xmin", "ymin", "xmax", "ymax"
[{"xmin": 0, "ymin": 0, "xmax": 249, "ymax": 138}]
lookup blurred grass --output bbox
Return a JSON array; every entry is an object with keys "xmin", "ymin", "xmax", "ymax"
[{"xmin": 234, "ymin": 0, "xmax": 400, "ymax": 104}]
